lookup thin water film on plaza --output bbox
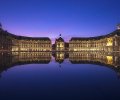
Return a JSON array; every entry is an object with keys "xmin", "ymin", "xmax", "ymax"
[{"xmin": 0, "ymin": 52, "xmax": 120, "ymax": 100}]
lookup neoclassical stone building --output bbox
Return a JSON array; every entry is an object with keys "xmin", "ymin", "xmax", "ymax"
[
  {"xmin": 69, "ymin": 25, "xmax": 120, "ymax": 52},
  {"xmin": 0, "ymin": 24, "xmax": 120, "ymax": 52},
  {"xmin": 0, "ymin": 26, "xmax": 52, "ymax": 52},
  {"xmin": 12, "ymin": 36, "xmax": 51, "ymax": 52},
  {"xmin": 55, "ymin": 34, "xmax": 65, "ymax": 51}
]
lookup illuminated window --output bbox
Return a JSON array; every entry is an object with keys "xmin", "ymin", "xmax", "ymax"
[
  {"xmin": 106, "ymin": 56, "xmax": 113, "ymax": 64},
  {"xmin": 106, "ymin": 38, "xmax": 113, "ymax": 46},
  {"xmin": 74, "ymin": 49, "xmax": 77, "ymax": 51},
  {"xmin": 60, "ymin": 54, "xmax": 64, "ymax": 59},
  {"xmin": 60, "ymin": 43, "xmax": 63, "ymax": 47}
]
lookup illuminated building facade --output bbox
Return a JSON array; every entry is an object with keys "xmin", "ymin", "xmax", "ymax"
[
  {"xmin": 55, "ymin": 34, "xmax": 65, "ymax": 51},
  {"xmin": 12, "ymin": 36, "xmax": 51, "ymax": 52},
  {"xmin": 0, "ymin": 27, "xmax": 52, "ymax": 52},
  {"xmin": 0, "ymin": 24, "xmax": 120, "ymax": 52},
  {"xmin": 69, "ymin": 25, "xmax": 120, "ymax": 52}
]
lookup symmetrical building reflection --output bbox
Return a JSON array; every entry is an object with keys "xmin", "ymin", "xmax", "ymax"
[
  {"xmin": 12, "ymin": 52, "xmax": 51, "ymax": 63},
  {"xmin": 53, "ymin": 52, "xmax": 69, "ymax": 64},
  {"xmin": 69, "ymin": 52, "xmax": 120, "ymax": 73},
  {"xmin": 0, "ymin": 52, "xmax": 52, "ymax": 74},
  {"xmin": 0, "ymin": 52, "xmax": 120, "ymax": 75},
  {"xmin": 0, "ymin": 23, "xmax": 120, "ymax": 76}
]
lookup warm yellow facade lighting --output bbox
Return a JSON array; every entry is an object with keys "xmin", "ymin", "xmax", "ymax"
[
  {"xmin": 106, "ymin": 38, "xmax": 113, "ymax": 46},
  {"xmin": 106, "ymin": 56, "xmax": 113, "ymax": 64}
]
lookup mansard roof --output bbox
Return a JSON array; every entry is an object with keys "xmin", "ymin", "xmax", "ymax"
[
  {"xmin": 56, "ymin": 37, "xmax": 64, "ymax": 42},
  {"xmin": 0, "ymin": 29, "xmax": 51, "ymax": 41},
  {"xmin": 17, "ymin": 36, "xmax": 50, "ymax": 41},
  {"xmin": 70, "ymin": 30, "xmax": 120, "ymax": 41}
]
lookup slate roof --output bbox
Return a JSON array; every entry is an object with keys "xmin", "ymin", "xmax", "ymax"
[
  {"xmin": 0, "ymin": 30, "xmax": 51, "ymax": 41},
  {"xmin": 56, "ymin": 37, "xmax": 64, "ymax": 42}
]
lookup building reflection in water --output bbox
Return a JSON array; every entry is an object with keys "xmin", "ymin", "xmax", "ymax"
[
  {"xmin": 0, "ymin": 52, "xmax": 120, "ymax": 75},
  {"xmin": 69, "ymin": 52, "xmax": 120, "ymax": 66},
  {"xmin": 69, "ymin": 52, "xmax": 120, "ymax": 75},
  {"xmin": 0, "ymin": 52, "xmax": 52, "ymax": 75},
  {"xmin": 55, "ymin": 52, "xmax": 65, "ymax": 64}
]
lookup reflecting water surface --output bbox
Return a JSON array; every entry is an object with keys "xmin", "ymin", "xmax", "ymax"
[{"xmin": 0, "ymin": 52, "xmax": 120, "ymax": 100}]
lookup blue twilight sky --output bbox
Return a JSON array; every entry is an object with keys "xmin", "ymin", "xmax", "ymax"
[{"xmin": 0, "ymin": 0, "xmax": 120, "ymax": 42}]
